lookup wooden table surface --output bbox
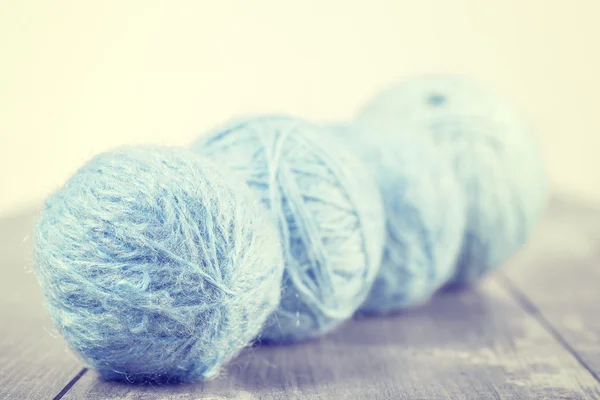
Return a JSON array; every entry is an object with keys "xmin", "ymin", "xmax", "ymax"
[{"xmin": 1, "ymin": 198, "xmax": 599, "ymax": 400}]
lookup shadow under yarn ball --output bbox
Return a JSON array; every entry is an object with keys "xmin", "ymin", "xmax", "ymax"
[
  {"xmin": 192, "ymin": 116, "xmax": 385, "ymax": 343},
  {"xmin": 34, "ymin": 147, "xmax": 284, "ymax": 383},
  {"xmin": 339, "ymin": 125, "xmax": 466, "ymax": 314},
  {"xmin": 357, "ymin": 75, "xmax": 547, "ymax": 284}
]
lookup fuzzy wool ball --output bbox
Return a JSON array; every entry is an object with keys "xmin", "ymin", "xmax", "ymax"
[
  {"xmin": 357, "ymin": 75, "xmax": 547, "ymax": 283},
  {"xmin": 338, "ymin": 125, "xmax": 466, "ymax": 313},
  {"xmin": 34, "ymin": 147, "xmax": 284, "ymax": 383},
  {"xmin": 192, "ymin": 116, "xmax": 385, "ymax": 342}
]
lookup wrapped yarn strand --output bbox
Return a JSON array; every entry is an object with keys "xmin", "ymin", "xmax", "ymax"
[
  {"xmin": 34, "ymin": 147, "xmax": 285, "ymax": 383},
  {"xmin": 192, "ymin": 116, "xmax": 385, "ymax": 343},
  {"xmin": 335, "ymin": 125, "xmax": 466, "ymax": 314},
  {"xmin": 356, "ymin": 74, "xmax": 547, "ymax": 301}
]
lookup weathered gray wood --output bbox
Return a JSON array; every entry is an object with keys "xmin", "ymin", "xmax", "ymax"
[
  {"xmin": 65, "ymin": 277, "xmax": 600, "ymax": 399},
  {"xmin": 502, "ymin": 198, "xmax": 600, "ymax": 380},
  {"xmin": 3, "ymin": 199, "xmax": 600, "ymax": 399},
  {"xmin": 0, "ymin": 211, "xmax": 84, "ymax": 399}
]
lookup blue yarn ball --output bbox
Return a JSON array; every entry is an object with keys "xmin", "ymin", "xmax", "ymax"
[
  {"xmin": 192, "ymin": 116, "xmax": 385, "ymax": 342},
  {"xmin": 336, "ymin": 125, "xmax": 466, "ymax": 313},
  {"xmin": 357, "ymin": 75, "xmax": 547, "ymax": 283},
  {"xmin": 34, "ymin": 147, "xmax": 284, "ymax": 383}
]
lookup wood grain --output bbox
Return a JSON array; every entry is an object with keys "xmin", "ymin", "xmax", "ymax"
[
  {"xmin": 2, "ymin": 199, "xmax": 600, "ymax": 399},
  {"xmin": 0, "ymin": 211, "xmax": 84, "ymax": 400},
  {"xmin": 503, "ymin": 199, "xmax": 600, "ymax": 380},
  {"xmin": 65, "ymin": 277, "xmax": 600, "ymax": 400}
]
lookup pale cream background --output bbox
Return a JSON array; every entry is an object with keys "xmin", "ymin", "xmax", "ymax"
[{"xmin": 1, "ymin": 1, "xmax": 599, "ymax": 216}]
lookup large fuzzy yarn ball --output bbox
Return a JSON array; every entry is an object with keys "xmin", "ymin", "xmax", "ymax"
[
  {"xmin": 192, "ymin": 116, "xmax": 385, "ymax": 342},
  {"xmin": 34, "ymin": 147, "xmax": 284, "ymax": 383},
  {"xmin": 339, "ymin": 125, "xmax": 466, "ymax": 314},
  {"xmin": 357, "ymin": 75, "xmax": 547, "ymax": 283}
]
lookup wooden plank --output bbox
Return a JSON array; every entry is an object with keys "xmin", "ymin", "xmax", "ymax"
[
  {"xmin": 502, "ymin": 198, "xmax": 600, "ymax": 380},
  {"xmin": 4, "ymin": 199, "xmax": 599, "ymax": 399},
  {"xmin": 65, "ymin": 277, "xmax": 600, "ymax": 399},
  {"xmin": 0, "ymin": 211, "xmax": 85, "ymax": 399}
]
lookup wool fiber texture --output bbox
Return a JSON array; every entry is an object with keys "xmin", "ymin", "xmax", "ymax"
[
  {"xmin": 192, "ymin": 116, "xmax": 385, "ymax": 342},
  {"xmin": 357, "ymin": 75, "xmax": 547, "ymax": 284},
  {"xmin": 338, "ymin": 125, "xmax": 466, "ymax": 314},
  {"xmin": 34, "ymin": 147, "xmax": 284, "ymax": 383}
]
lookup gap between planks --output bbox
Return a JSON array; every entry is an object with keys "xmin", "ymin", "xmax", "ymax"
[
  {"xmin": 52, "ymin": 275, "xmax": 600, "ymax": 399},
  {"xmin": 497, "ymin": 272, "xmax": 600, "ymax": 384}
]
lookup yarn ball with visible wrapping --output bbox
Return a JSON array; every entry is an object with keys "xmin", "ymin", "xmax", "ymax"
[
  {"xmin": 357, "ymin": 75, "xmax": 547, "ymax": 284},
  {"xmin": 34, "ymin": 147, "xmax": 284, "ymax": 383},
  {"xmin": 337, "ymin": 125, "xmax": 466, "ymax": 314},
  {"xmin": 192, "ymin": 116, "xmax": 385, "ymax": 343}
]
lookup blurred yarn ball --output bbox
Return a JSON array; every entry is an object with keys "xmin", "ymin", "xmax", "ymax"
[
  {"xmin": 357, "ymin": 75, "xmax": 547, "ymax": 283},
  {"xmin": 192, "ymin": 116, "xmax": 385, "ymax": 342},
  {"xmin": 337, "ymin": 125, "xmax": 466, "ymax": 313},
  {"xmin": 34, "ymin": 147, "xmax": 284, "ymax": 383}
]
